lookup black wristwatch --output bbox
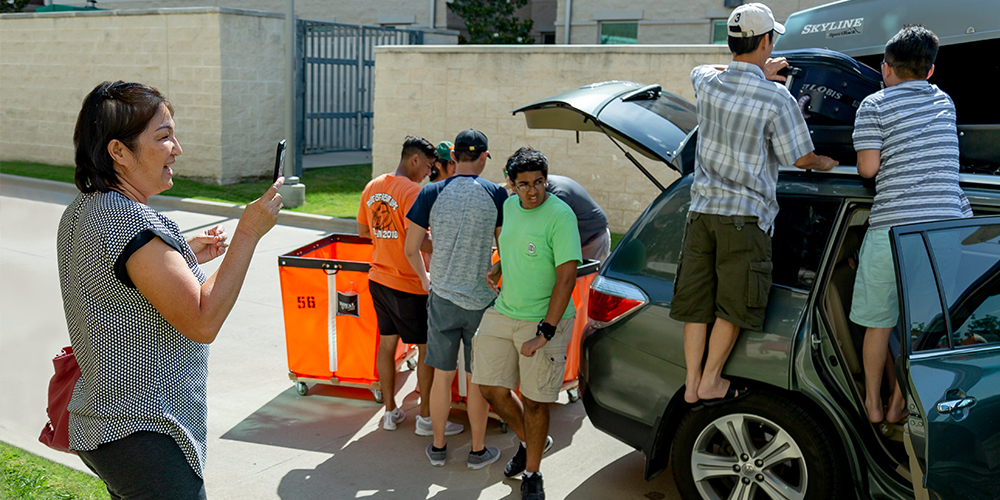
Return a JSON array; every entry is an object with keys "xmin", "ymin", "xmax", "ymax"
[{"xmin": 536, "ymin": 321, "xmax": 556, "ymax": 341}]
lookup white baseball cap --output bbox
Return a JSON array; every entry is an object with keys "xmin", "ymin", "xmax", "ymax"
[{"xmin": 727, "ymin": 3, "xmax": 785, "ymax": 38}]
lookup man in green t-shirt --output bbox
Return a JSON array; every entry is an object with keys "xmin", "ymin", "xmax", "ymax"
[{"xmin": 474, "ymin": 147, "xmax": 581, "ymax": 500}]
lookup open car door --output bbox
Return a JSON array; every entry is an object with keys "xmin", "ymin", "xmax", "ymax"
[{"xmin": 891, "ymin": 216, "xmax": 1000, "ymax": 500}]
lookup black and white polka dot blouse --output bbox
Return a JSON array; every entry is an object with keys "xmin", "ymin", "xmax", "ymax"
[{"xmin": 57, "ymin": 190, "xmax": 210, "ymax": 477}]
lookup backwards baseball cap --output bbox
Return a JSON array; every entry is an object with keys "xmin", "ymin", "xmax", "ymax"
[
  {"xmin": 454, "ymin": 129, "xmax": 491, "ymax": 159},
  {"xmin": 435, "ymin": 141, "xmax": 454, "ymax": 163},
  {"xmin": 728, "ymin": 3, "xmax": 785, "ymax": 38}
]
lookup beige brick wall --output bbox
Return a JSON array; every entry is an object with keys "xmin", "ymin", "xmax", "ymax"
[
  {"xmin": 372, "ymin": 45, "xmax": 731, "ymax": 232},
  {"xmin": 218, "ymin": 12, "xmax": 286, "ymax": 183},
  {"xmin": 0, "ymin": 8, "xmax": 285, "ymax": 184}
]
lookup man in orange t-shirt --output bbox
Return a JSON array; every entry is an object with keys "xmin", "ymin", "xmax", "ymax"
[{"xmin": 357, "ymin": 136, "xmax": 463, "ymax": 437}]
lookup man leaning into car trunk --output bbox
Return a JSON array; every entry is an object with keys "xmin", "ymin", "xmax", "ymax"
[{"xmin": 670, "ymin": 2, "xmax": 838, "ymax": 405}]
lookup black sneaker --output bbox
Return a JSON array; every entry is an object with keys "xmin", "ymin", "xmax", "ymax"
[
  {"xmin": 521, "ymin": 473, "xmax": 544, "ymax": 500},
  {"xmin": 504, "ymin": 444, "xmax": 527, "ymax": 478},
  {"xmin": 505, "ymin": 436, "xmax": 554, "ymax": 478}
]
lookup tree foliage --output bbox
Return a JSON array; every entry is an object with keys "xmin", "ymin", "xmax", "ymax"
[
  {"xmin": 447, "ymin": 0, "xmax": 535, "ymax": 44},
  {"xmin": 1, "ymin": 0, "xmax": 32, "ymax": 13}
]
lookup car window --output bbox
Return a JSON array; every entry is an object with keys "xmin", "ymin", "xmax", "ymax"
[
  {"xmin": 928, "ymin": 225, "xmax": 1000, "ymax": 348},
  {"xmin": 900, "ymin": 233, "xmax": 948, "ymax": 352},
  {"xmin": 607, "ymin": 177, "xmax": 691, "ymax": 284},
  {"xmin": 607, "ymin": 182, "xmax": 840, "ymax": 293},
  {"xmin": 773, "ymin": 196, "xmax": 841, "ymax": 290},
  {"xmin": 902, "ymin": 224, "xmax": 1000, "ymax": 352}
]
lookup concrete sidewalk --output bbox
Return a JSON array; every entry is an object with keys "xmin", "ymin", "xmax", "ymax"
[{"xmin": 0, "ymin": 177, "xmax": 680, "ymax": 500}]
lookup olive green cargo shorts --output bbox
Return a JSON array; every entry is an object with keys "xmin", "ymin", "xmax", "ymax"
[{"xmin": 669, "ymin": 212, "xmax": 773, "ymax": 331}]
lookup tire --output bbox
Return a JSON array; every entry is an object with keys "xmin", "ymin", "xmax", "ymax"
[
  {"xmin": 372, "ymin": 389, "xmax": 384, "ymax": 403},
  {"xmin": 671, "ymin": 390, "xmax": 844, "ymax": 500},
  {"xmin": 406, "ymin": 357, "xmax": 417, "ymax": 371},
  {"xmin": 295, "ymin": 382, "xmax": 308, "ymax": 396}
]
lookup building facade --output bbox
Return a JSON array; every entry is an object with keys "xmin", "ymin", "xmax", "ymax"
[
  {"xmin": 555, "ymin": 0, "xmax": 831, "ymax": 45},
  {"xmin": 23, "ymin": 0, "xmax": 832, "ymax": 45}
]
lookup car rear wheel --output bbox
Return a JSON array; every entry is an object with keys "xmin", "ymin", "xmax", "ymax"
[{"xmin": 671, "ymin": 390, "xmax": 844, "ymax": 500}]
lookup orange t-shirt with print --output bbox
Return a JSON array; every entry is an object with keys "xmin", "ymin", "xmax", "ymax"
[{"xmin": 357, "ymin": 174, "xmax": 426, "ymax": 295}]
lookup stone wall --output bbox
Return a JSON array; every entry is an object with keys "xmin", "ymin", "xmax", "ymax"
[
  {"xmin": 372, "ymin": 44, "xmax": 732, "ymax": 232},
  {"xmin": 0, "ymin": 8, "xmax": 285, "ymax": 184}
]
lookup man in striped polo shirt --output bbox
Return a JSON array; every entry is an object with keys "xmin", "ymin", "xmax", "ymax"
[
  {"xmin": 851, "ymin": 25, "xmax": 972, "ymax": 424},
  {"xmin": 671, "ymin": 2, "xmax": 838, "ymax": 406}
]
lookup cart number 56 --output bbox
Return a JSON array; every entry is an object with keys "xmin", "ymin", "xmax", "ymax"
[{"xmin": 297, "ymin": 296, "xmax": 316, "ymax": 309}]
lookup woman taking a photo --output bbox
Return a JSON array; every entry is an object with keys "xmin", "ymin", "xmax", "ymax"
[{"xmin": 58, "ymin": 81, "xmax": 283, "ymax": 498}]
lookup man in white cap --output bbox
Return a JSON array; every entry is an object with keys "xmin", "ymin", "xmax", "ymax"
[{"xmin": 670, "ymin": 2, "xmax": 838, "ymax": 405}]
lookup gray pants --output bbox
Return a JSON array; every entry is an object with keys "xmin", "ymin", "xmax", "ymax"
[
  {"xmin": 582, "ymin": 228, "xmax": 611, "ymax": 263},
  {"xmin": 425, "ymin": 291, "xmax": 488, "ymax": 372}
]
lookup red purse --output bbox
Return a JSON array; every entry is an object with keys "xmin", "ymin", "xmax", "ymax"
[{"xmin": 38, "ymin": 346, "xmax": 80, "ymax": 454}]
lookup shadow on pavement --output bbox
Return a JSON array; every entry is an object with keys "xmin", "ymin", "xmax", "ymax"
[
  {"xmin": 565, "ymin": 452, "xmax": 681, "ymax": 500},
  {"xmin": 220, "ymin": 379, "xmax": 393, "ymax": 451},
  {"xmin": 272, "ymin": 394, "xmax": 586, "ymax": 499}
]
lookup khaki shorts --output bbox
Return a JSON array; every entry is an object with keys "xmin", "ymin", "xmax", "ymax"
[
  {"xmin": 669, "ymin": 212, "xmax": 772, "ymax": 331},
  {"xmin": 471, "ymin": 307, "xmax": 573, "ymax": 403}
]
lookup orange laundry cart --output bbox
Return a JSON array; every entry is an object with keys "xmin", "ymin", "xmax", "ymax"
[
  {"xmin": 450, "ymin": 259, "xmax": 599, "ymax": 430},
  {"xmin": 278, "ymin": 234, "xmax": 415, "ymax": 402}
]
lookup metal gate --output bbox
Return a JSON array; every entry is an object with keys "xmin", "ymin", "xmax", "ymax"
[{"xmin": 297, "ymin": 21, "xmax": 423, "ymax": 155}]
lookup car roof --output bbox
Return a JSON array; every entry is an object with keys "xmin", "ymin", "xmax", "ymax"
[{"xmin": 775, "ymin": 167, "xmax": 1000, "ymax": 206}]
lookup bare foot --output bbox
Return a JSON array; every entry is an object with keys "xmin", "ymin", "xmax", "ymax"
[
  {"xmin": 684, "ymin": 375, "xmax": 701, "ymax": 404},
  {"xmin": 698, "ymin": 378, "xmax": 731, "ymax": 401},
  {"xmin": 865, "ymin": 398, "xmax": 884, "ymax": 423},
  {"xmin": 885, "ymin": 391, "xmax": 907, "ymax": 423}
]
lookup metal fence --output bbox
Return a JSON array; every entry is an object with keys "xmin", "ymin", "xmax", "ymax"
[{"xmin": 297, "ymin": 21, "xmax": 423, "ymax": 155}]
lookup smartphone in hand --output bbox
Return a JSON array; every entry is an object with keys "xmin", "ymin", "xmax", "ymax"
[{"xmin": 273, "ymin": 140, "xmax": 287, "ymax": 183}]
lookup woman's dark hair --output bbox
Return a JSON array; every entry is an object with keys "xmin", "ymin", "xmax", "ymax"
[
  {"xmin": 884, "ymin": 25, "xmax": 938, "ymax": 80},
  {"xmin": 504, "ymin": 146, "xmax": 548, "ymax": 182},
  {"xmin": 728, "ymin": 30, "xmax": 773, "ymax": 56},
  {"xmin": 73, "ymin": 81, "xmax": 172, "ymax": 193}
]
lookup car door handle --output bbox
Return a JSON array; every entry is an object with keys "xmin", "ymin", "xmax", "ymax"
[{"xmin": 937, "ymin": 397, "xmax": 976, "ymax": 414}]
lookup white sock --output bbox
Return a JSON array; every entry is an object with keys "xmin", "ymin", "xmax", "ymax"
[
  {"xmin": 523, "ymin": 471, "xmax": 541, "ymax": 479},
  {"xmin": 520, "ymin": 440, "xmax": 526, "ymax": 448}
]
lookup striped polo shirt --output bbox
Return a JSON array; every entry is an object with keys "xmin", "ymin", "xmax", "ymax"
[
  {"xmin": 853, "ymin": 80, "xmax": 972, "ymax": 230},
  {"xmin": 689, "ymin": 62, "xmax": 815, "ymax": 236}
]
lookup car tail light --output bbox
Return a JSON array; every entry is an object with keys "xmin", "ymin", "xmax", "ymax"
[{"xmin": 588, "ymin": 275, "xmax": 648, "ymax": 329}]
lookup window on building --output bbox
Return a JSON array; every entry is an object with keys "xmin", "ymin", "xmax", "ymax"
[
  {"xmin": 542, "ymin": 32, "xmax": 556, "ymax": 44},
  {"xmin": 713, "ymin": 21, "xmax": 728, "ymax": 44},
  {"xmin": 600, "ymin": 23, "xmax": 638, "ymax": 44}
]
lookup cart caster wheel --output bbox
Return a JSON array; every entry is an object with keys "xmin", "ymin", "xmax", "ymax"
[
  {"xmin": 567, "ymin": 388, "xmax": 580, "ymax": 403},
  {"xmin": 406, "ymin": 357, "xmax": 417, "ymax": 371},
  {"xmin": 372, "ymin": 389, "xmax": 384, "ymax": 403},
  {"xmin": 295, "ymin": 382, "xmax": 308, "ymax": 396},
  {"xmin": 500, "ymin": 422, "xmax": 509, "ymax": 434}
]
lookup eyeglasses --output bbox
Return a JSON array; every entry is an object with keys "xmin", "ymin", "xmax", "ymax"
[
  {"xmin": 514, "ymin": 179, "xmax": 547, "ymax": 193},
  {"xmin": 880, "ymin": 60, "xmax": 892, "ymax": 68}
]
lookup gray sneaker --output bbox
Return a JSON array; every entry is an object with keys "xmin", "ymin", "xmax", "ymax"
[
  {"xmin": 415, "ymin": 415, "xmax": 464, "ymax": 436},
  {"xmin": 382, "ymin": 408, "xmax": 405, "ymax": 431},
  {"xmin": 467, "ymin": 446, "xmax": 501, "ymax": 470},
  {"xmin": 426, "ymin": 443, "xmax": 446, "ymax": 467}
]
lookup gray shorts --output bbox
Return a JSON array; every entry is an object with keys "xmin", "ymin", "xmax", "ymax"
[{"xmin": 425, "ymin": 291, "xmax": 488, "ymax": 372}]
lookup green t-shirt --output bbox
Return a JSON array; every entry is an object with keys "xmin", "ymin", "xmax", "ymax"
[{"xmin": 494, "ymin": 194, "xmax": 582, "ymax": 321}]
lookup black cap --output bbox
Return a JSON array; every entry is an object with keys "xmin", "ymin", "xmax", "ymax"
[{"xmin": 454, "ymin": 129, "xmax": 490, "ymax": 158}]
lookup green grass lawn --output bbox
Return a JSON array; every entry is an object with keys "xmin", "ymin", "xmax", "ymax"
[
  {"xmin": 1, "ymin": 160, "xmax": 625, "ymax": 246},
  {"xmin": 0, "ymin": 442, "xmax": 106, "ymax": 500},
  {"xmin": 0, "ymin": 161, "xmax": 370, "ymax": 220}
]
